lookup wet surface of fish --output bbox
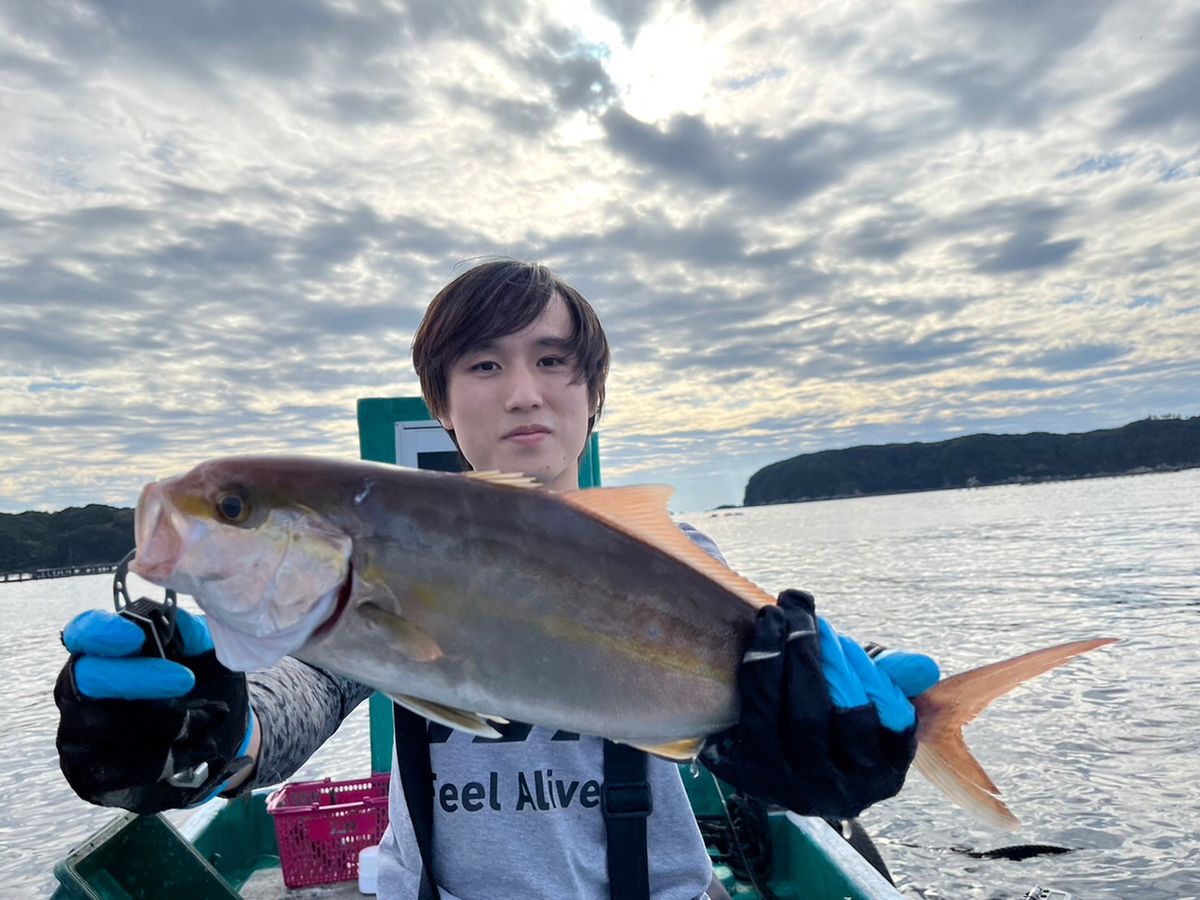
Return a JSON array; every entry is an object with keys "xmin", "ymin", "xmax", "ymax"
[{"xmin": 130, "ymin": 455, "xmax": 1116, "ymax": 829}]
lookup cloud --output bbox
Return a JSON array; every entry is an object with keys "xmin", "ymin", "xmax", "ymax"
[
  {"xmin": 936, "ymin": 202, "xmax": 1086, "ymax": 274},
  {"xmin": 601, "ymin": 109, "xmax": 885, "ymax": 208},
  {"xmin": 875, "ymin": 0, "xmax": 1117, "ymax": 129},
  {"xmin": 459, "ymin": 25, "xmax": 619, "ymax": 133},
  {"xmin": 0, "ymin": 0, "xmax": 1197, "ymax": 516},
  {"xmin": 524, "ymin": 27, "xmax": 618, "ymax": 113},
  {"xmin": 595, "ymin": 0, "xmax": 736, "ymax": 44},
  {"xmin": 305, "ymin": 89, "xmax": 414, "ymax": 126},
  {"xmin": 1020, "ymin": 343, "xmax": 1128, "ymax": 372},
  {"xmin": 842, "ymin": 209, "xmax": 922, "ymax": 261},
  {"xmin": 1114, "ymin": 58, "xmax": 1200, "ymax": 133},
  {"xmin": 974, "ymin": 234, "xmax": 1084, "ymax": 275},
  {"xmin": 1, "ymin": 0, "xmax": 404, "ymax": 81},
  {"xmin": 1111, "ymin": 13, "xmax": 1200, "ymax": 134}
]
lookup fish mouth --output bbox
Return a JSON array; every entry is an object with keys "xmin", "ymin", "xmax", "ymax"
[
  {"xmin": 130, "ymin": 481, "xmax": 183, "ymax": 584},
  {"xmin": 309, "ymin": 559, "xmax": 354, "ymax": 642}
]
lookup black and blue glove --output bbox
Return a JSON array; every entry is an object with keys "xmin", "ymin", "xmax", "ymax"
[
  {"xmin": 700, "ymin": 589, "xmax": 940, "ymax": 819},
  {"xmin": 55, "ymin": 606, "xmax": 255, "ymax": 815}
]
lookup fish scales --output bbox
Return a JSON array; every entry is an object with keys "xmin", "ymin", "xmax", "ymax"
[{"xmin": 290, "ymin": 462, "xmax": 750, "ymax": 742}]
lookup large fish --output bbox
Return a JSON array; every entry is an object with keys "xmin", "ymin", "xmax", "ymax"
[{"xmin": 130, "ymin": 455, "xmax": 1115, "ymax": 831}]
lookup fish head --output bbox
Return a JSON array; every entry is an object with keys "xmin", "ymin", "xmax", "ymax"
[{"xmin": 130, "ymin": 457, "xmax": 353, "ymax": 670}]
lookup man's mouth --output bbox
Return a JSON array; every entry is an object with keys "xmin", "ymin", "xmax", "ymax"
[{"xmin": 504, "ymin": 424, "xmax": 551, "ymax": 440}]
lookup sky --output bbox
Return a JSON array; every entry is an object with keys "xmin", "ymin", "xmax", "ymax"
[{"xmin": 1, "ymin": 0, "xmax": 1198, "ymax": 515}]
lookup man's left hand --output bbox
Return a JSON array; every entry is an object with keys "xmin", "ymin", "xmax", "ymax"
[{"xmin": 699, "ymin": 589, "xmax": 940, "ymax": 819}]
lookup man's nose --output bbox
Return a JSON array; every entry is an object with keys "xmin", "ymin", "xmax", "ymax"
[{"xmin": 504, "ymin": 364, "xmax": 543, "ymax": 410}]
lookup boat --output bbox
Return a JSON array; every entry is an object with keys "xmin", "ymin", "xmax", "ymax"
[{"xmin": 50, "ymin": 397, "xmax": 902, "ymax": 900}]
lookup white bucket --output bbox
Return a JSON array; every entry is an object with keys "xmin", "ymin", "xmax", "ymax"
[{"xmin": 358, "ymin": 844, "xmax": 380, "ymax": 895}]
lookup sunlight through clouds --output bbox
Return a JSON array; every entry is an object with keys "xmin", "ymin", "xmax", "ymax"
[{"xmin": 607, "ymin": 11, "xmax": 720, "ymax": 121}]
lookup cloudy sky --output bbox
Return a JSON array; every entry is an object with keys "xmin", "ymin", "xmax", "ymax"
[{"xmin": 2, "ymin": 0, "xmax": 1198, "ymax": 514}]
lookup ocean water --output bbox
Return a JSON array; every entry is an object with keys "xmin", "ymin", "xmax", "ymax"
[
  {"xmin": 694, "ymin": 468, "xmax": 1200, "ymax": 899},
  {"xmin": 2, "ymin": 468, "xmax": 1197, "ymax": 898}
]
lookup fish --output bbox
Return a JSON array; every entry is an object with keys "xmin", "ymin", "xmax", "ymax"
[{"xmin": 129, "ymin": 454, "xmax": 1116, "ymax": 831}]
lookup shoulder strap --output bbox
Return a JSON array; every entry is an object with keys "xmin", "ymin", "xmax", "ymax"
[
  {"xmin": 602, "ymin": 740, "xmax": 653, "ymax": 900},
  {"xmin": 394, "ymin": 704, "xmax": 440, "ymax": 900}
]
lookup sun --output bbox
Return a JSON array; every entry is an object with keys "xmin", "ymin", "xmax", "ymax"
[{"xmin": 607, "ymin": 13, "xmax": 721, "ymax": 121}]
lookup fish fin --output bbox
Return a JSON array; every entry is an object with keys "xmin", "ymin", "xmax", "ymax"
[
  {"xmin": 357, "ymin": 602, "xmax": 444, "ymax": 662},
  {"xmin": 463, "ymin": 470, "xmax": 544, "ymax": 489},
  {"xmin": 387, "ymin": 693, "xmax": 504, "ymax": 739},
  {"xmin": 912, "ymin": 637, "xmax": 1117, "ymax": 832},
  {"xmin": 625, "ymin": 736, "xmax": 706, "ymax": 762},
  {"xmin": 558, "ymin": 485, "xmax": 775, "ymax": 609}
]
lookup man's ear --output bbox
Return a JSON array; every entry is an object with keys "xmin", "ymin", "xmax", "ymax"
[{"xmin": 437, "ymin": 414, "xmax": 453, "ymax": 432}]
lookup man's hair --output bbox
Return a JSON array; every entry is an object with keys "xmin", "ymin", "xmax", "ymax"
[{"xmin": 411, "ymin": 259, "xmax": 611, "ymax": 438}]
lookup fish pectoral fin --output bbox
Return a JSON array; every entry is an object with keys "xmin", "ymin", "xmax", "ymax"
[
  {"xmin": 357, "ymin": 602, "xmax": 443, "ymax": 662},
  {"xmin": 625, "ymin": 736, "xmax": 705, "ymax": 762},
  {"xmin": 387, "ymin": 694, "xmax": 504, "ymax": 739}
]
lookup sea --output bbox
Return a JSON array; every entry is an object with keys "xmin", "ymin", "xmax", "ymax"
[{"xmin": 2, "ymin": 468, "xmax": 1197, "ymax": 898}]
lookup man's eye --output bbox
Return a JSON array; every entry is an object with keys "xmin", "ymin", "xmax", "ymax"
[
  {"xmin": 471, "ymin": 361, "xmax": 499, "ymax": 372},
  {"xmin": 539, "ymin": 356, "xmax": 566, "ymax": 367}
]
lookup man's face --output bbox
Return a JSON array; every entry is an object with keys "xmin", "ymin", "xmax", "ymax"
[{"xmin": 438, "ymin": 295, "xmax": 593, "ymax": 492}]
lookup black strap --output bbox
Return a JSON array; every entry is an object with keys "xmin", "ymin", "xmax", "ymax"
[
  {"xmin": 602, "ymin": 741, "xmax": 653, "ymax": 900},
  {"xmin": 394, "ymin": 704, "xmax": 440, "ymax": 900}
]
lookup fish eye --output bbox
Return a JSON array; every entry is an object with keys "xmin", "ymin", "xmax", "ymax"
[{"xmin": 216, "ymin": 491, "xmax": 251, "ymax": 524}]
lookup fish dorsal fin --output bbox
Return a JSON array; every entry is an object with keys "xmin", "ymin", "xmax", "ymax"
[
  {"xmin": 464, "ymin": 470, "xmax": 544, "ymax": 489},
  {"xmin": 558, "ymin": 485, "xmax": 774, "ymax": 609}
]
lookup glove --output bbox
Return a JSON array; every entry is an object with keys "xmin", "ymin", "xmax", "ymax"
[
  {"xmin": 55, "ymin": 604, "xmax": 255, "ymax": 815},
  {"xmin": 700, "ymin": 589, "xmax": 940, "ymax": 819}
]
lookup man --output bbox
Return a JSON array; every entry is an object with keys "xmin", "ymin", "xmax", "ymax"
[{"xmin": 56, "ymin": 259, "xmax": 938, "ymax": 898}]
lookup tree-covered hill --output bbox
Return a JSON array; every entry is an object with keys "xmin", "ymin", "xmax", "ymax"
[
  {"xmin": 744, "ymin": 415, "xmax": 1200, "ymax": 506},
  {"xmin": 0, "ymin": 505, "xmax": 134, "ymax": 572},
  {"xmin": 5, "ymin": 416, "xmax": 1197, "ymax": 567}
]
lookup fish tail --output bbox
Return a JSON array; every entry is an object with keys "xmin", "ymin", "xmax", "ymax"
[{"xmin": 910, "ymin": 637, "xmax": 1117, "ymax": 831}]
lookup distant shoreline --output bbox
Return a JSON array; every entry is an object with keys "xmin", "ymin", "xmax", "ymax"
[
  {"xmin": 0, "ymin": 561, "xmax": 120, "ymax": 584},
  {"xmin": 738, "ymin": 461, "xmax": 1198, "ymax": 509},
  {"xmin": 0, "ymin": 503, "xmax": 133, "ymax": 579},
  {"xmin": 743, "ymin": 416, "xmax": 1200, "ymax": 508}
]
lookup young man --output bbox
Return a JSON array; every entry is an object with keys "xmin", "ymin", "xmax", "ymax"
[{"xmin": 56, "ymin": 260, "xmax": 937, "ymax": 899}]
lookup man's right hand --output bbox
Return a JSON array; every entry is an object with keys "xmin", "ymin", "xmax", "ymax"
[{"xmin": 55, "ymin": 607, "xmax": 255, "ymax": 814}]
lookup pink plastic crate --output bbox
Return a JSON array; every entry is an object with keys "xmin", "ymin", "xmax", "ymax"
[{"xmin": 267, "ymin": 774, "xmax": 390, "ymax": 888}]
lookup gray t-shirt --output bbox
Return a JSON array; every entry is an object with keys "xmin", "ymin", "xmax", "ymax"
[
  {"xmin": 246, "ymin": 522, "xmax": 727, "ymax": 899},
  {"xmin": 375, "ymin": 725, "xmax": 714, "ymax": 899}
]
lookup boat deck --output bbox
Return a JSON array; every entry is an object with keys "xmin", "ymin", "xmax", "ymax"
[
  {"xmin": 53, "ymin": 784, "xmax": 901, "ymax": 899},
  {"xmin": 237, "ymin": 868, "xmax": 365, "ymax": 898}
]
